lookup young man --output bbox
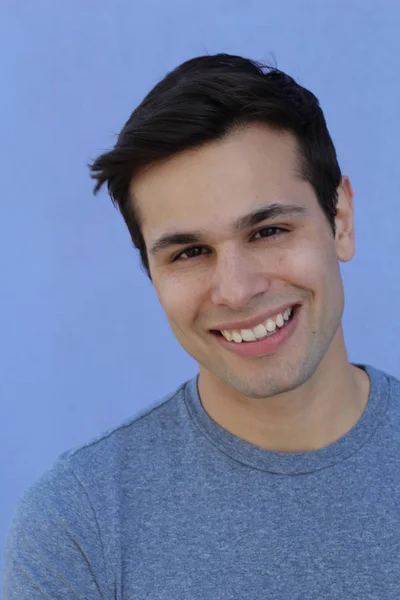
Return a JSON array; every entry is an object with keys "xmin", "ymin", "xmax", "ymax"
[{"xmin": 4, "ymin": 53, "xmax": 400, "ymax": 598}]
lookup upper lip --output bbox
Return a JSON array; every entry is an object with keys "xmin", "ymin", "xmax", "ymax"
[{"xmin": 210, "ymin": 302, "xmax": 300, "ymax": 332}]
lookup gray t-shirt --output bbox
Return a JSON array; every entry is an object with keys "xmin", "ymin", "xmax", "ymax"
[{"xmin": 3, "ymin": 363, "xmax": 400, "ymax": 599}]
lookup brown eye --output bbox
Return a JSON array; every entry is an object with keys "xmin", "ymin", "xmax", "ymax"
[
  {"xmin": 253, "ymin": 227, "xmax": 287, "ymax": 240},
  {"xmin": 173, "ymin": 246, "xmax": 210, "ymax": 261}
]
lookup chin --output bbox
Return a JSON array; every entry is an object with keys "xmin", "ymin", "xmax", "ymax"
[{"xmin": 219, "ymin": 357, "xmax": 316, "ymax": 400}]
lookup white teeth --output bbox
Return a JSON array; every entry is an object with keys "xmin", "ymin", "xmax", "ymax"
[
  {"xmin": 220, "ymin": 306, "xmax": 295, "ymax": 343},
  {"xmin": 231, "ymin": 331, "xmax": 243, "ymax": 343},
  {"xmin": 241, "ymin": 329, "xmax": 256, "ymax": 342},
  {"xmin": 266, "ymin": 319, "xmax": 276, "ymax": 332},
  {"xmin": 253, "ymin": 323, "xmax": 267, "ymax": 339}
]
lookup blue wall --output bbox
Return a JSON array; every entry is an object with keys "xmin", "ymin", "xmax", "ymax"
[{"xmin": 1, "ymin": 0, "xmax": 399, "ymax": 571}]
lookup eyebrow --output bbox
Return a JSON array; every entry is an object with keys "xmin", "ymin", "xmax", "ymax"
[{"xmin": 149, "ymin": 203, "xmax": 309, "ymax": 256}]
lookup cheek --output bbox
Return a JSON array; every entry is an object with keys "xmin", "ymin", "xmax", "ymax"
[
  {"xmin": 154, "ymin": 272, "xmax": 205, "ymax": 324},
  {"xmin": 284, "ymin": 238, "xmax": 338, "ymax": 290}
]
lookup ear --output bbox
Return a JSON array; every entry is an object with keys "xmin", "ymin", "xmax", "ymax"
[{"xmin": 335, "ymin": 176, "xmax": 355, "ymax": 263}]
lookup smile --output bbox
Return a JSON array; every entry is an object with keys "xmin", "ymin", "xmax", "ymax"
[
  {"xmin": 220, "ymin": 306, "xmax": 295, "ymax": 343},
  {"xmin": 213, "ymin": 305, "xmax": 301, "ymax": 358}
]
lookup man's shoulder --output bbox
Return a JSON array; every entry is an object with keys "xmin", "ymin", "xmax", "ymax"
[
  {"xmin": 361, "ymin": 363, "xmax": 400, "ymax": 392},
  {"xmin": 60, "ymin": 379, "xmax": 190, "ymax": 478},
  {"xmin": 378, "ymin": 364, "xmax": 400, "ymax": 413},
  {"xmin": 4, "ymin": 380, "xmax": 193, "ymax": 585},
  {"xmin": 366, "ymin": 363, "xmax": 400, "ymax": 397},
  {"xmin": 387, "ymin": 367, "xmax": 400, "ymax": 396},
  {"xmin": 15, "ymin": 379, "xmax": 190, "ymax": 514},
  {"xmin": 363, "ymin": 363, "xmax": 400, "ymax": 439}
]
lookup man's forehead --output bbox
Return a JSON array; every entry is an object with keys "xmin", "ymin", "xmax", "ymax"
[
  {"xmin": 130, "ymin": 125, "xmax": 308, "ymax": 238},
  {"xmin": 132, "ymin": 124, "xmax": 301, "ymax": 193}
]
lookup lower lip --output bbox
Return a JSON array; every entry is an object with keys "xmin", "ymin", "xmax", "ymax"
[{"xmin": 214, "ymin": 305, "xmax": 301, "ymax": 358}]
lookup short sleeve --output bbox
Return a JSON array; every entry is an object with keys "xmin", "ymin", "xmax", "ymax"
[{"xmin": 2, "ymin": 459, "xmax": 110, "ymax": 599}]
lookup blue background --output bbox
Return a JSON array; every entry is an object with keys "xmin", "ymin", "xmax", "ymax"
[{"xmin": 1, "ymin": 0, "xmax": 399, "ymax": 574}]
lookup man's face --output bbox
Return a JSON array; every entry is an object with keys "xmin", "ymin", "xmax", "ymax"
[{"xmin": 132, "ymin": 124, "xmax": 355, "ymax": 399}]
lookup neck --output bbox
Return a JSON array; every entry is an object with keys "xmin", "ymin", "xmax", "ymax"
[{"xmin": 197, "ymin": 330, "xmax": 370, "ymax": 453}]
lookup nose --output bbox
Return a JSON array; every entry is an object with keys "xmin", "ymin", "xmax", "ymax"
[{"xmin": 210, "ymin": 251, "xmax": 271, "ymax": 310}]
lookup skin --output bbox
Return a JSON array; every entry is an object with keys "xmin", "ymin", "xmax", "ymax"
[{"xmin": 131, "ymin": 123, "xmax": 370, "ymax": 452}]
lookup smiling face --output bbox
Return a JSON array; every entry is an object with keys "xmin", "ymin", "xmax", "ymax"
[{"xmin": 131, "ymin": 123, "xmax": 355, "ymax": 400}]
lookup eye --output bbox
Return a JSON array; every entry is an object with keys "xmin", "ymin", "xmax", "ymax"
[
  {"xmin": 252, "ymin": 226, "xmax": 287, "ymax": 241},
  {"xmin": 172, "ymin": 246, "xmax": 210, "ymax": 262}
]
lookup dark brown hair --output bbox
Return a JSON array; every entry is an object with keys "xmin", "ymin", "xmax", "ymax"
[{"xmin": 90, "ymin": 53, "xmax": 341, "ymax": 279}]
